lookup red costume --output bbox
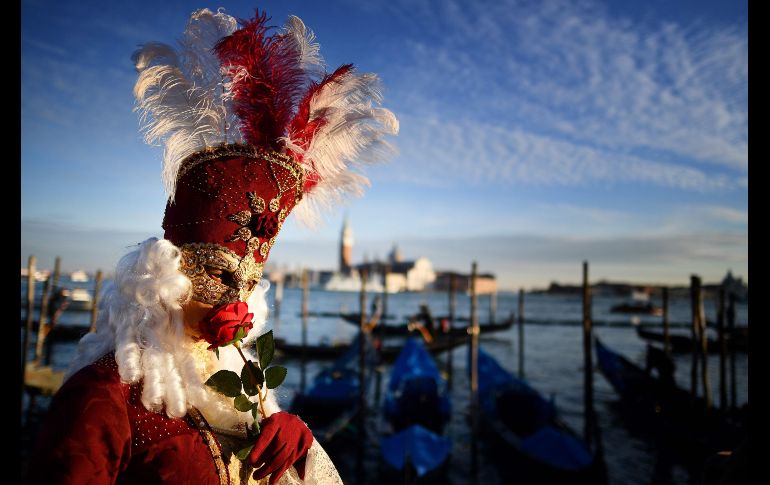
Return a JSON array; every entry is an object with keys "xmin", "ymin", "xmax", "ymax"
[{"xmin": 27, "ymin": 354, "xmax": 223, "ymax": 484}]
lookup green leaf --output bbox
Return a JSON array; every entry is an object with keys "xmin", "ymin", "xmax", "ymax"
[
  {"xmin": 204, "ymin": 370, "xmax": 242, "ymax": 397},
  {"xmin": 256, "ymin": 330, "xmax": 275, "ymax": 369},
  {"xmin": 234, "ymin": 394, "xmax": 252, "ymax": 412},
  {"xmin": 241, "ymin": 361, "xmax": 264, "ymax": 396},
  {"xmin": 235, "ymin": 444, "xmax": 255, "ymax": 461},
  {"xmin": 214, "ymin": 347, "xmax": 220, "ymax": 360},
  {"xmin": 264, "ymin": 366, "xmax": 287, "ymax": 389}
]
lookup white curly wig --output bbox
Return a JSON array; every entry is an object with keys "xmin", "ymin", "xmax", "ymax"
[{"xmin": 67, "ymin": 237, "xmax": 280, "ymax": 428}]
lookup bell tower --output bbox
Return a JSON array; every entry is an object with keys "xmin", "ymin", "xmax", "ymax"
[{"xmin": 340, "ymin": 217, "xmax": 354, "ymax": 274}]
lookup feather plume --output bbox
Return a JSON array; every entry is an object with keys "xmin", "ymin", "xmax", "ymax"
[
  {"xmin": 133, "ymin": 9, "xmax": 240, "ymax": 200},
  {"xmin": 282, "ymin": 15, "xmax": 325, "ymax": 77},
  {"xmin": 282, "ymin": 67, "xmax": 399, "ymax": 226},
  {"xmin": 215, "ymin": 11, "xmax": 306, "ymax": 150},
  {"xmin": 133, "ymin": 9, "xmax": 398, "ymax": 220}
]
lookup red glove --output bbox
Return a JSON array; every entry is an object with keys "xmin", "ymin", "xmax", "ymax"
[{"xmin": 248, "ymin": 412, "xmax": 314, "ymax": 484}]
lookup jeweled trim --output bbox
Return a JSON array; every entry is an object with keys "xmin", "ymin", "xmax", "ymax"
[
  {"xmin": 177, "ymin": 144, "xmax": 305, "ymax": 206},
  {"xmin": 187, "ymin": 407, "xmax": 231, "ymax": 485}
]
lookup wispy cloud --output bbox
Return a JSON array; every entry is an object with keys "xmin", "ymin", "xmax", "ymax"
[
  {"xmin": 22, "ymin": 54, "xmax": 136, "ymax": 134},
  {"xmin": 23, "ymin": 36, "xmax": 68, "ymax": 57},
  {"xmin": 374, "ymin": 0, "xmax": 747, "ymax": 189},
  {"xmin": 386, "ymin": 115, "xmax": 735, "ymax": 190},
  {"xmin": 657, "ymin": 204, "xmax": 748, "ymax": 235},
  {"xmin": 700, "ymin": 206, "xmax": 748, "ymax": 224}
]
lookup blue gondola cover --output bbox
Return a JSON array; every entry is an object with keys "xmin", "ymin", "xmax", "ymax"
[
  {"xmin": 381, "ymin": 424, "xmax": 451, "ymax": 477},
  {"xmin": 521, "ymin": 425, "xmax": 594, "ymax": 471}
]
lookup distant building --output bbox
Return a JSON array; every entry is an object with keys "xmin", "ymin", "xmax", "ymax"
[
  {"xmin": 388, "ymin": 244, "xmax": 403, "ymax": 264},
  {"xmin": 356, "ymin": 257, "xmax": 436, "ymax": 292},
  {"xmin": 433, "ymin": 271, "xmax": 497, "ymax": 295},
  {"xmin": 340, "ymin": 217, "xmax": 353, "ymax": 275},
  {"xmin": 720, "ymin": 270, "xmax": 748, "ymax": 302}
]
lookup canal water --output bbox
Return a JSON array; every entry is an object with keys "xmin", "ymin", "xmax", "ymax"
[{"xmin": 21, "ymin": 279, "xmax": 749, "ymax": 484}]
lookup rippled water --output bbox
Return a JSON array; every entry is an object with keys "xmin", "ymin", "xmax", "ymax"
[{"xmin": 21, "ymin": 282, "xmax": 749, "ymax": 484}]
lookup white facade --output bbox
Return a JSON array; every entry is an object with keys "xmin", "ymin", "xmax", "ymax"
[
  {"xmin": 405, "ymin": 257, "xmax": 436, "ymax": 292},
  {"xmin": 384, "ymin": 273, "xmax": 407, "ymax": 293}
]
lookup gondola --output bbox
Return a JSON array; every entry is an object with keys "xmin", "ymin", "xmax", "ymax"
[
  {"xmin": 289, "ymin": 333, "xmax": 376, "ymax": 444},
  {"xmin": 381, "ymin": 338, "xmax": 451, "ymax": 480},
  {"xmin": 609, "ymin": 302, "xmax": 662, "ymax": 316},
  {"xmin": 274, "ymin": 338, "xmax": 351, "ymax": 360},
  {"xmin": 635, "ymin": 325, "xmax": 747, "ymax": 353},
  {"xmin": 276, "ymin": 334, "xmax": 468, "ymax": 362},
  {"xmin": 475, "ymin": 347, "xmax": 602, "ymax": 483},
  {"xmin": 339, "ymin": 312, "xmax": 515, "ymax": 337},
  {"xmin": 594, "ymin": 338, "xmax": 745, "ymax": 463}
]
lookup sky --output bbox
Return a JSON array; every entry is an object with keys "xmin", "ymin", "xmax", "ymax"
[{"xmin": 21, "ymin": 0, "xmax": 748, "ymax": 291}]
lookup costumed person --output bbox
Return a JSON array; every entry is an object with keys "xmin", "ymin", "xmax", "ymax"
[{"xmin": 25, "ymin": 6, "xmax": 397, "ymax": 484}]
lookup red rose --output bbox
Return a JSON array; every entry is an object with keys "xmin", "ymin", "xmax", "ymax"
[{"xmin": 198, "ymin": 301, "xmax": 254, "ymax": 350}]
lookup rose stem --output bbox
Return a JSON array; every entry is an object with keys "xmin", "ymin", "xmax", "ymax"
[{"xmin": 235, "ymin": 343, "xmax": 267, "ymax": 420}]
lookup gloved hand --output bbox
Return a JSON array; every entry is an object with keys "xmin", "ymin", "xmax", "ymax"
[{"xmin": 248, "ymin": 412, "xmax": 314, "ymax": 485}]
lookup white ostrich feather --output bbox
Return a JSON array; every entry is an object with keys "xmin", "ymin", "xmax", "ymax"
[
  {"xmin": 133, "ymin": 8, "xmax": 241, "ymax": 201},
  {"xmin": 283, "ymin": 15, "xmax": 325, "ymax": 77},
  {"xmin": 282, "ymin": 71, "xmax": 399, "ymax": 226}
]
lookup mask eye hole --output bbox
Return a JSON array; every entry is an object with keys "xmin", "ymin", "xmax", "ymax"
[{"xmin": 204, "ymin": 266, "xmax": 235, "ymax": 287}]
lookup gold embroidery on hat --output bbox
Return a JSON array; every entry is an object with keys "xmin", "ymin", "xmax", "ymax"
[
  {"xmin": 228, "ymin": 210, "xmax": 252, "ymax": 226},
  {"xmin": 177, "ymin": 144, "xmax": 302, "ymax": 183},
  {"xmin": 248, "ymin": 193, "xmax": 265, "ymax": 214},
  {"xmin": 227, "ymin": 227, "xmax": 252, "ymax": 243}
]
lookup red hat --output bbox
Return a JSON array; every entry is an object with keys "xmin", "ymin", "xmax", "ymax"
[{"xmin": 133, "ymin": 9, "xmax": 398, "ymax": 305}]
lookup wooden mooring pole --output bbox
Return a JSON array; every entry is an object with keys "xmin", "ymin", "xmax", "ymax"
[
  {"xmin": 690, "ymin": 275, "xmax": 699, "ymax": 401},
  {"xmin": 34, "ymin": 257, "xmax": 58, "ymax": 365},
  {"xmin": 275, "ymin": 273, "xmax": 284, "ymax": 320},
  {"xmin": 447, "ymin": 273, "xmax": 457, "ymax": 389},
  {"xmin": 489, "ymin": 291, "xmax": 497, "ymax": 324},
  {"xmin": 89, "ymin": 270, "xmax": 103, "ymax": 333},
  {"xmin": 582, "ymin": 261, "xmax": 594, "ymax": 449},
  {"xmin": 43, "ymin": 258, "xmax": 62, "ymax": 366},
  {"xmin": 518, "ymin": 288, "xmax": 525, "ymax": 379},
  {"xmin": 662, "ymin": 287, "xmax": 670, "ymax": 356},
  {"xmin": 382, "ymin": 264, "xmax": 389, "ymax": 322},
  {"xmin": 357, "ymin": 268, "xmax": 368, "ymax": 483},
  {"xmin": 300, "ymin": 269, "xmax": 309, "ymax": 394},
  {"xmin": 696, "ymin": 276, "xmax": 712, "ymax": 409},
  {"xmin": 469, "ymin": 262, "xmax": 480, "ymax": 476},
  {"xmin": 718, "ymin": 287, "xmax": 727, "ymax": 411},
  {"xmin": 727, "ymin": 292, "xmax": 737, "ymax": 410},
  {"xmin": 22, "ymin": 256, "xmax": 36, "ymax": 416}
]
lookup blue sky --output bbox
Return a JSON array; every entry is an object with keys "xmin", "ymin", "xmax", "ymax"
[{"xmin": 21, "ymin": 0, "xmax": 748, "ymax": 290}]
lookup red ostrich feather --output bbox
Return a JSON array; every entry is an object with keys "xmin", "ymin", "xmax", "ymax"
[{"xmin": 215, "ymin": 10, "xmax": 306, "ymax": 150}]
